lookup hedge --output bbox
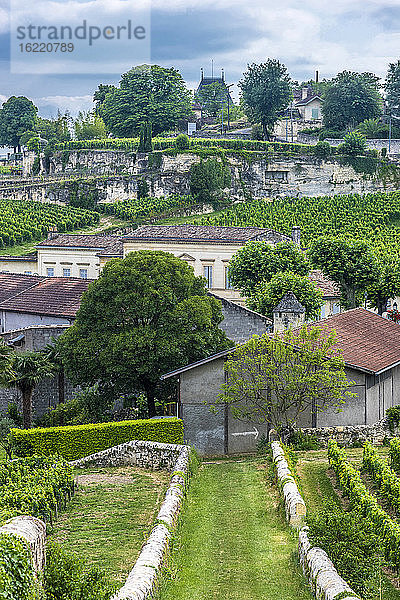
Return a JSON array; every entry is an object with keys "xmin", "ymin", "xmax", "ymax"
[
  {"xmin": 0, "ymin": 534, "xmax": 38, "ymax": 600},
  {"xmin": 10, "ymin": 418, "xmax": 184, "ymax": 461}
]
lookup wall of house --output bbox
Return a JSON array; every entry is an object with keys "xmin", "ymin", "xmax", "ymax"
[
  {"xmin": 299, "ymin": 99, "xmax": 322, "ymax": 121},
  {"xmin": 273, "ymin": 119, "xmax": 323, "ymax": 142},
  {"xmin": 37, "ymin": 247, "xmax": 100, "ymax": 279},
  {"xmin": 0, "ymin": 258, "xmax": 38, "ymax": 275},
  {"xmin": 0, "ymin": 310, "xmax": 72, "ymax": 333},
  {"xmin": 217, "ymin": 297, "xmax": 271, "ymax": 343}
]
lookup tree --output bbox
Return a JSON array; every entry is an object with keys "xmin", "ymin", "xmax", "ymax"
[
  {"xmin": 248, "ymin": 271, "xmax": 323, "ymax": 319},
  {"xmin": 322, "ymin": 71, "xmax": 382, "ymax": 130},
  {"xmin": 37, "ymin": 112, "xmax": 71, "ymax": 144},
  {"xmin": 138, "ymin": 122, "xmax": 153, "ymax": 153},
  {"xmin": 5, "ymin": 352, "xmax": 55, "ymax": 429},
  {"xmin": 229, "ymin": 241, "xmax": 310, "ymax": 297},
  {"xmin": 239, "ymin": 60, "xmax": 292, "ymax": 139},
  {"xmin": 74, "ymin": 111, "xmax": 107, "ymax": 140},
  {"xmin": 99, "ymin": 65, "xmax": 193, "ymax": 137},
  {"xmin": 0, "ymin": 96, "xmax": 38, "ymax": 151},
  {"xmin": 216, "ymin": 326, "xmax": 353, "ymax": 438},
  {"xmin": 357, "ymin": 118, "xmax": 387, "ymax": 138},
  {"xmin": 338, "ymin": 131, "xmax": 367, "ymax": 156},
  {"xmin": 366, "ymin": 255, "xmax": 400, "ymax": 315},
  {"xmin": 195, "ymin": 81, "xmax": 228, "ymax": 118},
  {"xmin": 308, "ymin": 237, "xmax": 380, "ymax": 309},
  {"xmin": 57, "ymin": 251, "xmax": 232, "ymax": 417},
  {"xmin": 93, "ymin": 84, "xmax": 118, "ymax": 115},
  {"xmin": 189, "ymin": 158, "xmax": 231, "ymax": 205},
  {"xmin": 385, "ymin": 60, "xmax": 400, "ymax": 117}
]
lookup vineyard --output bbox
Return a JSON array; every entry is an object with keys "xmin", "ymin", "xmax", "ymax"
[
  {"xmin": 200, "ymin": 190, "xmax": 400, "ymax": 256},
  {"xmin": 0, "ymin": 199, "xmax": 100, "ymax": 248},
  {"xmin": 100, "ymin": 194, "xmax": 197, "ymax": 223}
]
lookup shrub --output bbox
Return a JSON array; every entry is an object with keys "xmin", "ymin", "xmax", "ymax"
[
  {"xmin": 10, "ymin": 417, "xmax": 184, "ymax": 460},
  {"xmin": 137, "ymin": 177, "xmax": 149, "ymax": 200},
  {"xmin": 174, "ymin": 134, "xmax": 190, "ymax": 150},
  {"xmin": 381, "ymin": 147, "xmax": 388, "ymax": 159},
  {"xmin": 189, "ymin": 158, "xmax": 231, "ymax": 203},
  {"xmin": 0, "ymin": 533, "xmax": 39, "ymax": 600},
  {"xmin": 286, "ymin": 430, "xmax": 321, "ymax": 450},
  {"xmin": 386, "ymin": 406, "xmax": 400, "ymax": 432},
  {"xmin": 313, "ymin": 140, "xmax": 332, "ymax": 160},
  {"xmin": 338, "ymin": 132, "xmax": 368, "ymax": 156},
  {"xmin": 251, "ymin": 124, "xmax": 264, "ymax": 140},
  {"xmin": 307, "ymin": 501, "xmax": 382, "ymax": 598},
  {"xmin": 44, "ymin": 542, "xmax": 117, "ymax": 600}
]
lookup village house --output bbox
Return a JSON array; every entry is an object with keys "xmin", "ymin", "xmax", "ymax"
[
  {"xmin": 162, "ymin": 307, "xmax": 400, "ymax": 455},
  {"xmin": 274, "ymin": 86, "xmax": 323, "ymax": 142}
]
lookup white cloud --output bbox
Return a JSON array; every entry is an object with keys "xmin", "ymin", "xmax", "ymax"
[{"xmin": 34, "ymin": 94, "xmax": 93, "ymax": 115}]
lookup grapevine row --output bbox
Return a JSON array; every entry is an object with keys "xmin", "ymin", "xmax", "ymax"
[
  {"xmin": 100, "ymin": 194, "xmax": 196, "ymax": 223},
  {"xmin": 328, "ymin": 439, "xmax": 400, "ymax": 569},
  {"xmin": 363, "ymin": 441, "xmax": 400, "ymax": 512}
]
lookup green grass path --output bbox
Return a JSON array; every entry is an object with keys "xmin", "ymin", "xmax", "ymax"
[{"xmin": 159, "ymin": 459, "xmax": 313, "ymax": 600}]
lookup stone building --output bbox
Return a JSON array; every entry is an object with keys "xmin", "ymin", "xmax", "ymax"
[
  {"xmin": 162, "ymin": 308, "xmax": 400, "ymax": 455},
  {"xmin": 211, "ymin": 293, "xmax": 271, "ymax": 343}
]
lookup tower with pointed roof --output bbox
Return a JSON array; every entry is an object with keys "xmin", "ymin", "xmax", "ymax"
[{"xmin": 272, "ymin": 291, "xmax": 306, "ymax": 332}]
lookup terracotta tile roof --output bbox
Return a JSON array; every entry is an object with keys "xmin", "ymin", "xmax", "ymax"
[
  {"xmin": 302, "ymin": 308, "xmax": 400, "ymax": 374},
  {"xmin": 36, "ymin": 235, "xmax": 123, "ymax": 256},
  {"xmin": 0, "ymin": 274, "xmax": 91, "ymax": 318},
  {"xmin": 309, "ymin": 270, "xmax": 340, "ymax": 298},
  {"xmin": 124, "ymin": 225, "xmax": 291, "ymax": 244}
]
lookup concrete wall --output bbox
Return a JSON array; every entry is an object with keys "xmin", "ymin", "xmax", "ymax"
[{"xmin": 0, "ymin": 310, "xmax": 72, "ymax": 333}]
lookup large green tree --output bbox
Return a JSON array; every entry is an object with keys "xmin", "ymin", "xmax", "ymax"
[
  {"xmin": 195, "ymin": 81, "xmax": 229, "ymax": 118},
  {"xmin": 308, "ymin": 237, "xmax": 380, "ymax": 309},
  {"xmin": 57, "ymin": 251, "xmax": 232, "ymax": 417},
  {"xmin": 229, "ymin": 241, "xmax": 310, "ymax": 297},
  {"xmin": 239, "ymin": 59, "xmax": 292, "ymax": 139},
  {"xmin": 216, "ymin": 326, "xmax": 352, "ymax": 438},
  {"xmin": 248, "ymin": 271, "xmax": 323, "ymax": 320},
  {"xmin": 322, "ymin": 71, "xmax": 382, "ymax": 130},
  {"xmin": 0, "ymin": 96, "xmax": 38, "ymax": 151},
  {"xmin": 366, "ymin": 255, "xmax": 400, "ymax": 315},
  {"xmin": 74, "ymin": 111, "xmax": 107, "ymax": 140},
  {"xmin": 99, "ymin": 65, "xmax": 193, "ymax": 137},
  {"xmin": 385, "ymin": 60, "xmax": 400, "ymax": 117}
]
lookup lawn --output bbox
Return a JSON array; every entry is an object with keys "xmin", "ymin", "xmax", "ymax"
[
  {"xmin": 50, "ymin": 465, "xmax": 169, "ymax": 584},
  {"xmin": 158, "ymin": 458, "xmax": 313, "ymax": 600}
]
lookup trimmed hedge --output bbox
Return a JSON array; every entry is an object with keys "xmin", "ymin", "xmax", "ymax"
[{"xmin": 10, "ymin": 418, "xmax": 184, "ymax": 461}]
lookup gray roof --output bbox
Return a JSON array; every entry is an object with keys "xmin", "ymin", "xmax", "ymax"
[{"xmin": 272, "ymin": 292, "xmax": 306, "ymax": 314}]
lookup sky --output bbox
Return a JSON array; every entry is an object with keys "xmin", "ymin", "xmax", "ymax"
[{"xmin": 0, "ymin": 0, "xmax": 399, "ymax": 117}]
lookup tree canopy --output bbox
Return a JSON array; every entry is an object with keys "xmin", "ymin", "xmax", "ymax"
[
  {"xmin": 195, "ymin": 81, "xmax": 229, "ymax": 118},
  {"xmin": 228, "ymin": 241, "xmax": 310, "ymax": 297},
  {"xmin": 0, "ymin": 96, "xmax": 38, "ymax": 151},
  {"xmin": 247, "ymin": 271, "xmax": 323, "ymax": 320},
  {"xmin": 74, "ymin": 111, "xmax": 107, "ymax": 140},
  {"xmin": 322, "ymin": 71, "xmax": 382, "ymax": 130},
  {"xmin": 216, "ymin": 326, "xmax": 352, "ymax": 437},
  {"xmin": 99, "ymin": 65, "xmax": 193, "ymax": 137},
  {"xmin": 239, "ymin": 59, "xmax": 292, "ymax": 138},
  {"xmin": 57, "ymin": 251, "xmax": 232, "ymax": 416},
  {"xmin": 385, "ymin": 60, "xmax": 400, "ymax": 117}
]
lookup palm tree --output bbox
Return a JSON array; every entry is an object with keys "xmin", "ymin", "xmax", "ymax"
[{"xmin": 6, "ymin": 352, "xmax": 55, "ymax": 429}]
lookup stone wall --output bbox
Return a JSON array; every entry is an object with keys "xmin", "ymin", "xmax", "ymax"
[
  {"xmin": 0, "ymin": 516, "xmax": 46, "ymax": 574},
  {"xmin": 211, "ymin": 293, "xmax": 271, "ymax": 343},
  {"xmin": 298, "ymin": 133, "xmax": 400, "ymax": 154},
  {"xmin": 300, "ymin": 418, "xmax": 393, "ymax": 447}
]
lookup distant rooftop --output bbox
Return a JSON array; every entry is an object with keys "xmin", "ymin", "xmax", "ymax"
[
  {"xmin": 309, "ymin": 270, "xmax": 340, "ymax": 298},
  {"xmin": 36, "ymin": 234, "xmax": 123, "ymax": 256}
]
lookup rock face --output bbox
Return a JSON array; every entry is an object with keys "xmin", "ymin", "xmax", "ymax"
[{"xmin": 0, "ymin": 515, "xmax": 46, "ymax": 574}]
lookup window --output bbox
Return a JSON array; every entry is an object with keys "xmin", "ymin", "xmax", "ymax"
[
  {"xmin": 225, "ymin": 266, "xmax": 233, "ymax": 290},
  {"xmin": 203, "ymin": 265, "xmax": 213, "ymax": 288},
  {"xmin": 79, "ymin": 268, "xmax": 88, "ymax": 279},
  {"xmin": 63, "ymin": 268, "xmax": 71, "ymax": 277},
  {"xmin": 46, "ymin": 268, "xmax": 54, "ymax": 277},
  {"xmin": 320, "ymin": 304, "xmax": 326, "ymax": 319},
  {"xmin": 24, "ymin": 271, "xmax": 32, "ymax": 275},
  {"xmin": 312, "ymin": 108, "xmax": 319, "ymax": 119},
  {"xmin": 332, "ymin": 302, "xmax": 340, "ymax": 315}
]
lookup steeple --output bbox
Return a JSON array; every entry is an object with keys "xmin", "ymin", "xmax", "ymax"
[{"xmin": 273, "ymin": 291, "xmax": 306, "ymax": 332}]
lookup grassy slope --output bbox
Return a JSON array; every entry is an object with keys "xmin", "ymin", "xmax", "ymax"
[
  {"xmin": 50, "ymin": 465, "xmax": 169, "ymax": 584},
  {"xmin": 158, "ymin": 459, "xmax": 313, "ymax": 600},
  {"xmin": 296, "ymin": 447, "xmax": 400, "ymax": 600}
]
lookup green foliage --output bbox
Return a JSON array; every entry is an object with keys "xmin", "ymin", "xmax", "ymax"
[
  {"xmin": 0, "ymin": 199, "xmax": 99, "ymax": 249},
  {"xmin": 387, "ymin": 408, "xmax": 400, "ymax": 433},
  {"xmin": 174, "ymin": 134, "xmax": 190, "ymax": 150},
  {"xmin": 338, "ymin": 131, "xmax": 367, "ymax": 156},
  {"xmin": 137, "ymin": 177, "xmax": 149, "ymax": 200},
  {"xmin": 10, "ymin": 418, "xmax": 184, "ymax": 460},
  {"xmin": 322, "ymin": 71, "xmax": 382, "ymax": 130},
  {"xmin": 57, "ymin": 251, "xmax": 232, "ymax": 415},
  {"xmin": 74, "ymin": 111, "xmax": 107, "ymax": 140},
  {"xmin": 251, "ymin": 124, "xmax": 264, "ymax": 140},
  {"xmin": 0, "ymin": 96, "xmax": 38, "ymax": 149},
  {"xmin": 228, "ymin": 240, "xmax": 310, "ymax": 297},
  {"xmin": 195, "ymin": 81, "xmax": 229, "ymax": 117},
  {"xmin": 138, "ymin": 122, "xmax": 153, "ymax": 153},
  {"xmin": 385, "ymin": 60, "xmax": 400, "ymax": 118},
  {"xmin": 248, "ymin": 271, "xmax": 323, "ymax": 319},
  {"xmin": 313, "ymin": 141, "xmax": 332, "ymax": 159},
  {"xmin": 189, "ymin": 158, "xmax": 231, "ymax": 203},
  {"xmin": 363, "ymin": 441, "xmax": 400, "ymax": 513},
  {"xmin": 239, "ymin": 60, "xmax": 292, "ymax": 137},
  {"xmin": 357, "ymin": 118, "xmax": 388, "ymax": 138},
  {"xmin": 307, "ymin": 501, "xmax": 381, "ymax": 598},
  {"xmin": 99, "ymin": 65, "xmax": 192, "ymax": 137},
  {"xmin": 67, "ymin": 180, "xmax": 99, "ymax": 210},
  {"xmin": 389, "ymin": 437, "xmax": 400, "ymax": 471},
  {"xmin": 38, "ymin": 386, "xmax": 111, "ymax": 427},
  {"xmin": 0, "ymin": 454, "xmax": 74, "ymax": 523},
  {"xmin": 286, "ymin": 430, "xmax": 321, "ymax": 450},
  {"xmin": 218, "ymin": 326, "xmax": 351, "ymax": 433},
  {"xmin": 0, "ymin": 533, "xmax": 38, "ymax": 600},
  {"xmin": 328, "ymin": 439, "xmax": 400, "ymax": 569},
  {"xmin": 44, "ymin": 542, "xmax": 117, "ymax": 600},
  {"xmin": 101, "ymin": 194, "xmax": 195, "ymax": 224}
]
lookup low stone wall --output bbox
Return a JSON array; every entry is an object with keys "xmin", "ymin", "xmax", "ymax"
[
  {"xmin": 0, "ymin": 515, "xmax": 46, "ymax": 574},
  {"xmin": 301, "ymin": 418, "xmax": 392, "ymax": 448},
  {"xmin": 72, "ymin": 439, "xmax": 193, "ymax": 600},
  {"xmin": 272, "ymin": 441, "xmax": 359, "ymax": 600}
]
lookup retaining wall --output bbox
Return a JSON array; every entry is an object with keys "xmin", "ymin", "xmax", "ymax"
[
  {"xmin": 300, "ymin": 418, "xmax": 392, "ymax": 447},
  {"xmin": 0, "ymin": 515, "xmax": 46, "ymax": 574}
]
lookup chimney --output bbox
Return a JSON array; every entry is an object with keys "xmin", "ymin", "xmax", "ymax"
[
  {"xmin": 221, "ymin": 68, "xmax": 225, "ymax": 82},
  {"xmin": 47, "ymin": 227, "xmax": 58, "ymax": 240},
  {"xmin": 272, "ymin": 292, "xmax": 306, "ymax": 333},
  {"xmin": 200, "ymin": 68, "xmax": 204, "ymax": 81},
  {"xmin": 315, "ymin": 70, "xmax": 319, "ymax": 83},
  {"xmin": 302, "ymin": 87, "xmax": 308, "ymax": 100},
  {"xmin": 291, "ymin": 226, "xmax": 301, "ymax": 247}
]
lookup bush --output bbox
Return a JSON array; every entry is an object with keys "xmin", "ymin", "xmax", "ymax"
[
  {"xmin": 174, "ymin": 134, "xmax": 190, "ymax": 150},
  {"xmin": 0, "ymin": 533, "xmax": 39, "ymax": 600},
  {"xmin": 189, "ymin": 158, "xmax": 231, "ymax": 203},
  {"xmin": 307, "ymin": 501, "xmax": 382, "ymax": 598},
  {"xmin": 251, "ymin": 124, "xmax": 264, "ymax": 140},
  {"xmin": 286, "ymin": 430, "xmax": 321, "ymax": 450},
  {"xmin": 313, "ymin": 140, "xmax": 332, "ymax": 160},
  {"xmin": 386, "ymin": 406, "xmax": 400, "ymax": 432},
  {"xmin": 338, "ymin": 131, "xmax": 368, "ymax": 156},
  {"xmin": 10, "ymin": 417, "xmax": 184, "ymax": 460},
  {"xmin": 38, "ymin": 386, "xmax": 111, "ymax": 427},
  {"xmin": 44, "ymin": 542, "xmax": 117, "ymax": 600}
]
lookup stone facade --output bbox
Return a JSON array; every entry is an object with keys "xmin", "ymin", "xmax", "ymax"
[
  {"xmin": 300, "ymin": 418, "xmax": 393, "ymax": 448},
  {"xmin": 212, "ymin": 293, "xmax": 271, "ymax": 343}
]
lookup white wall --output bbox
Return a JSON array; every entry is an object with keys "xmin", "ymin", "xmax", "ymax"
[
  {"xmin": 0, "ymin": 311, "xmax": 72, "ymax": 333},
  {"xmin": 37, "ymin": 248, "xmax": 100, "ymax": 279}
]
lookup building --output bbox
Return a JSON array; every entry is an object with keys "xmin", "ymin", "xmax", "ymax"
[
  {"xmin": 0, "ymin": 273, "xmax": 91, "ymax": 332},
  {"xmin": 294, "ymin": 88, "xmax": 323, "ymax": 121},
  {"xmin": 211, "ymin": 293, "xmax": 271, "ymax": 343},
  {"xmin": 274, "ymin": 86, "xmax": 323, "ymax": 142},
  {"xmin": 162, "ymin": 308, "xmax": 400, "ymax": 455}
]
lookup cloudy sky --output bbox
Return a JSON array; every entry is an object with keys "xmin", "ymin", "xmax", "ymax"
[{"xmin": 0, "ymin": 0, "xmax": 399, "ymax": 117}]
